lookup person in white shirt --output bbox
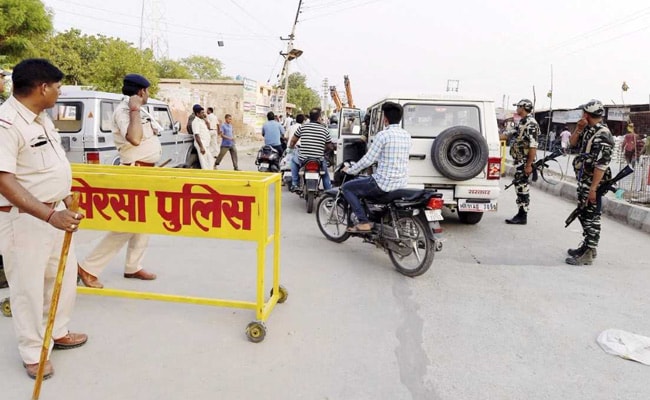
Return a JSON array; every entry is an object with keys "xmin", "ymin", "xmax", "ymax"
[
  {"xmin": 560, "ymin": 127, "xmax": 571, "ymax": 154},
  {"xmin": 206, "ymin": 107, "xmax": 220, "ymax": 161},
  {"xmin": 191, "ymin": 104, "xmax": 215, "ymax": 170}
]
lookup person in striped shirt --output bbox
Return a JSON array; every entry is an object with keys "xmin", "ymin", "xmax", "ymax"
[
  {"xmin": 288, "ymin": 108, "xmax": 335, "ymax": 191},
  {"xmin": 341, "ymin": 102, "xmax": 411, "ymax": 233}
]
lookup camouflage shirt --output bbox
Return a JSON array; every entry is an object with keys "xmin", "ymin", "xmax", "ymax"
[
  {"xmin": 572, "ymin": 122, "xmax": 614, "ymax": 183},
  {"xmin": 509, "ymin": 115, "xmax": 539, "ymax": 163}
]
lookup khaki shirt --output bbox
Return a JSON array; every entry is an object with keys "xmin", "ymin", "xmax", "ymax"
[
  {"xmin": 191, "ymin": 115, "xmax": 211, "ymax": 143},
  {"xmin": 113, "ymin": 99, "xmax": 162, "ymax": 164},
  {"xmin": 0, "ymin": 96, "xmax": 72, "ymax": 206}
]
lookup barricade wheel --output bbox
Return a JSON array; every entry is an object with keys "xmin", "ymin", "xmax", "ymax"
[
  {"xmin": 1, "ymin": 298, "xmax": 11, "ymax": 318},
  {"xmin": 246, "ymin": 321, "xmax": 266, "ymax": 343},
  {"xmin": 270, "ymin": 285, "xmax": 289, "ymax": 304}
]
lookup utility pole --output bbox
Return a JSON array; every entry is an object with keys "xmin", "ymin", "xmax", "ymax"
[{"xmin": 277, "ymin": 0, "xmax": 303, "ymax": 116}]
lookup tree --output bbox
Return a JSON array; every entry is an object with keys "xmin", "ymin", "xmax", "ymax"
[
  {"xmin": 287, "ymin": 73, "xmax": 320, "ymax": 115},
  {"xmin": 155, "ymin": 58, "xmax": 192, "ymax": 79},
  {"xmin": 90, "ymin": 39, "xmax": 159, "ymax": 96},
  {"xmin": 37, "ymin": 29, "xmax": 105, "ymax": 85},
  {"xmin": 180, "ymin": 55, "xmax": 225, "ymax": 80},
  {"xmin": 0, "ymin": 0, "xmax": 53, "ymax": 65}
]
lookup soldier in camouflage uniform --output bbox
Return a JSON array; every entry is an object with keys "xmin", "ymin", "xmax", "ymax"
[
  {"xmin": 505, "ymin": 99, "xmax": 539, "ymax": 225},
  {"xmin": 566, "ymin": 99, "xmax": 614, "ymax": 266}
]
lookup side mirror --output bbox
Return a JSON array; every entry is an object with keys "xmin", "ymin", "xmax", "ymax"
[{"xmin": 173, "ymin": 121, "xmax": 181, "ymax": 134}]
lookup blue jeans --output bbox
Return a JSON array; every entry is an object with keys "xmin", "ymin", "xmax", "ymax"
[
  {"xmin": 291, "ymin": 154, "xmax": 332, "ymax": 190},
  {"xmin": 341, "ymin": 176, "xmax": 385, "ymax": 224}
]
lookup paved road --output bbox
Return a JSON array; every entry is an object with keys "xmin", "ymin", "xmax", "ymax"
[{"xmin": 1, "ymin": 150, "xmax": 649, "ymax": 399}]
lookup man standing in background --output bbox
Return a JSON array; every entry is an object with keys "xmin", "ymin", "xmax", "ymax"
[
  {"xmin": 206, "ymin": 107, "xmax": 220, "ymax": 166},
  {"xmin": 214, "ymin": 114, "xmax": 239, "ymax": 170},
  {"xmin": 191, "ymin": 104, "xmax": 215, "ymax": 170}
]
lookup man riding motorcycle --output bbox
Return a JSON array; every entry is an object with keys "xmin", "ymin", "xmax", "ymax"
[
  {"xmin": 341, "ymin": 101, "xmax": 411, "ymax": 233},
  {"xmin": 288, "ymin": 107, "xmax": 334, "ymax": 192}
]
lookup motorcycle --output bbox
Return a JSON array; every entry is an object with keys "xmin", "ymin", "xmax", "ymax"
[
  {"xmin": 295, "ymin": 156, "xmax": 327, "ymax": 214},
  {"xmin": 279, "ymin": 149, "xmax": 293, "ymax": 189},
  {"xmin": 315, "ymin": 163, "xmax": 444, "ymax": 277},
  {"xmin": 255, "ymin": 145, "xmax": 281, "ymax": 172}
]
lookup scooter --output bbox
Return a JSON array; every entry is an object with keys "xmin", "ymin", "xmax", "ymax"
[
  {"xmin": 315, "ymin": 162, "xmax": 444, "ymax": 277},
  {"xmin": 279, "ymin": 150, "xmax": 293, "ymax": 189},
  {"xmin": 255, "ymin": 145, "xmax": 281, "ymax": 172}
]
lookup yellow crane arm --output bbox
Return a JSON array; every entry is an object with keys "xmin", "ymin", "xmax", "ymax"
[
  {"xmin": 343, "ymin": 75, "xmax": 354, "ymax": 109},
  {"xmin": 330, "ymin": 86, "xmax": 343, "ymax": 111}
]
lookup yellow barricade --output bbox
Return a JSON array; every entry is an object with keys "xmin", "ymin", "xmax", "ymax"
[{"xmin": 71, "ymin": 164, "xmax": 283, "ymax": 342}]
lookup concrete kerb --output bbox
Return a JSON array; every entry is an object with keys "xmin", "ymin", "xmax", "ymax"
[{"xmin": 503, "ymin": 163, "xmax": 650, "ymax": 234}]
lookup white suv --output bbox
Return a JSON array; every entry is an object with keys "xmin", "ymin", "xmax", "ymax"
[{"xmin": 336, "ymin": 94, "xmax": 501, "ymax": 224}]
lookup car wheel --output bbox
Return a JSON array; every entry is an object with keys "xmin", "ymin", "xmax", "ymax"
[{"xmin": 430, "ymin": 126, "xmax": 488, "ymax": 180}]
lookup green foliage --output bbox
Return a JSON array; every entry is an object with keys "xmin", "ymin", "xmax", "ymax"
[
  {"xmin": 180, "ymin": 55, "xmax": 225, "ymax": 80},
  {"xmin": 155, "ymin": 58, "xmax": 193, "ymax": 79},
  {"xmin": 287, "ymin": 72, "xmax": 320, "ymax": 114},
  {"xmin": 0, "ymin": 0, "xmax": 53, "ymax": 65},
  {"xmin": 91, "ymin": 42, "xmax": 159, "ymax": 96},
  {"xmin": 37, "ymin": 29, "xmax": 103, "ymax": 85}
]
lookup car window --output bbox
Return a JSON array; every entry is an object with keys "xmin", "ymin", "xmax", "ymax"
[
  {"xmin": 152, "ymin": 106, "xmax": 173, "ymax": 130},
  {"xmin": 48, "ymin": 102, "xmax": 83, "ymax": 133},
  {"xmin": 340, "ymin": 110, "xmax": 361, "ymax": 134},
  {"xmin": 100, "ymin": 101, "xmax": 118, "ymax": 132},
  {"xmin": 403, "ymin": 104, "xmax": 481, "ymax": 138}
]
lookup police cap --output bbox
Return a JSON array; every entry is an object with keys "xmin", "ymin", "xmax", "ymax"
[
  {"xmin": 513, "ymin": 99, "xmax": 533, "ymax": 112},
  {"xmin": 123, "ymin": 74, "xmax": 150, "ymax": 89}
]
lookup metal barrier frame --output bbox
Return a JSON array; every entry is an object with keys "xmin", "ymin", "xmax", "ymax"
[{"xmin": 72, "ymin": 164, "xmax": 283, "ymax": 342}]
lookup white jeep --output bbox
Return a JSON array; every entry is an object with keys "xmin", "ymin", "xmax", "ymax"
[{"xmin": 336, "ymin": 94, "xmax": 501, "ymax": 224}]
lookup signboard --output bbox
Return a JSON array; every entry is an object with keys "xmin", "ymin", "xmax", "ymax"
[
  {"xmin": 552, "ymin": 109, "xmax": 583, "ymax": 124},
  {"xmin": 242, "ymin": 78, "xmax": 258, "ymax": 126},
  {"xmin": 71, "ymin": 165, "xmax": 278, "ymax": 242},
  {"xmin": 607, "ymin": 107, "xmax": 630, "ymax": 121}
]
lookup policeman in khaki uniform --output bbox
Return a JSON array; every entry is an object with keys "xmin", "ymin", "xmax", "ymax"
[
  {"xmin": 0, "ymin": 59, "xmax": 87, "ymax": 380},
  {"xmin": 566, "ymin": 100, "xmax": 614, "ymax": 266},
  {"xmin": 505, "ymin": 99, "xmax": 539, "ymax": 225},
  {"xmin": 77, "ymin": 74, "xmax": 160, "ymax": 288}
]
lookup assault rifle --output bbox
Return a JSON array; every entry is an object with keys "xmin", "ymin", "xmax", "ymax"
[
  {"xmin": 504, "ymin": 149, "xmax": 564, "ymax": 190},
  {"xmin": 564, "ymin": 165, "xmax": 634, "ymax": 228}
]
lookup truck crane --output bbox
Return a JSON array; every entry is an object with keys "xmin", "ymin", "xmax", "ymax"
[
  {"xmin": 330, "ymin": 86, "xmax": 343, "ymax": 112},
  {"xmin": 343, "ymin": 75, "xmax": 355, "ymax": 109}
]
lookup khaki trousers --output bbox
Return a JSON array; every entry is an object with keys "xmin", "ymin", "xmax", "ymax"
[
  {"xmin": 80, "ymin": 232, "xmax": 149, "ymax": 277},
  {"xmin": 0, "ymin": 206, "xmax": 78, "ymax": 364}
]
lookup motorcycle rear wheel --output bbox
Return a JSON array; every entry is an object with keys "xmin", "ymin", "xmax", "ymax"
[
  {"xmin": 315, "ymin": 194, "xmax": 351, "ymax": 243},
  {"xmin": 387, "ymin": 215, "xmax": 435, "ymax": 277},
  {"xmin": 306, "ymin": 191, "xmax": 315, "ymax": 213}
]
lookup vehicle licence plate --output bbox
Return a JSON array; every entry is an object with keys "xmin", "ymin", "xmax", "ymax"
[
  {"xmin": 425, "ymin": 209, "xmax": 443, "ymax": 221},
  {"xmin": 260, "ymin": 162, "xmax": 269, "ymax": 168},
  {"xmin": 305, "ymin": 172, "xmax": 319, "ymax": 180},
  {"xmin": 457, "ymin": 199, "xmax": 498, "ymax": 212}
]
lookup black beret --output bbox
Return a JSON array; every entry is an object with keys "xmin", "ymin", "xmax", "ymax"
[{"xmin": 123, "ymin": 74, "xmax": 150, "ymax": 89}]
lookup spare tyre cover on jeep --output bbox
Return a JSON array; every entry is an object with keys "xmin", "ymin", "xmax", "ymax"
[{"xmin": 430, "ymin": 126, "xmax": 488, "ymax": 181}]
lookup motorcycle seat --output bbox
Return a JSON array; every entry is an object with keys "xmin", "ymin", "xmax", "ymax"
[{"xmin": 372, "ymin": 188, "xmax": 435, "ymax": 203}]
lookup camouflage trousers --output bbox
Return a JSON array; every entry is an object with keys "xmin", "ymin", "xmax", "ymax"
[
  {"xmin": 513, "ymin": 169, "xmax": 530, "ymax": 212},
  {"xmin": 576, "ymin": 181, "xmax": 601, "ymax": 248}
]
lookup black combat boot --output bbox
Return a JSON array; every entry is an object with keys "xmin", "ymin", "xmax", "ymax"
[
  {"xmin": 505, "ymin": 208, "xmax": 527, "ymax": 225},
  {"xmin": 565, "ymin": 247, "xmax": 595, "ymax": 266},
  {"xmin": 567, "ymin": 242, "xmax": 598, "ymax": 258}
]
